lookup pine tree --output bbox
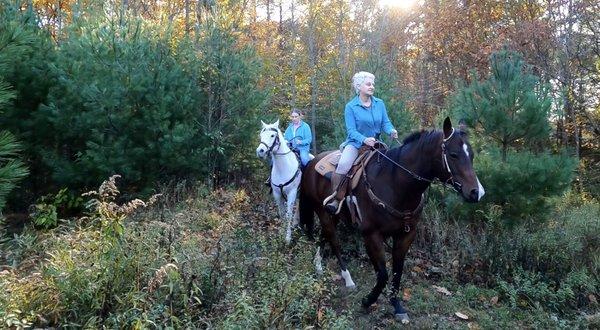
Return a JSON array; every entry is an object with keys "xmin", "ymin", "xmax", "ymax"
[
  {"xmin": 453, "ymin": 49, "xmax": 551, "ymax": 161},
  {"xmin": 0, "ymin": 1, "xmax": 55, "ymax": 206},
  {"xmin": 0, "ymin": 81, "xmax": 28, "ymax": 212},
  {"xmin": 450, "ymin": 49, "xmax": 576, "ymax": 224}
]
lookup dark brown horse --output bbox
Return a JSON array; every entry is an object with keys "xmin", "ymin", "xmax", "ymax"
[{"xmin": 298, "ymin": 117, "xmax": 484, "ymax": 322}]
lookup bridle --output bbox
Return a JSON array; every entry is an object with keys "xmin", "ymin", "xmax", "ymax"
[
  {"xmin": 259, "ymin": 128, "xmax": 295, "ymax": 157},
  {"xmin": 440, "ymin": 128, "xmax": 463, "ymax": 194},
  {"xmin": 259, "ymin": 128, "xmax": 281, "ymax": 157},
  {"xmin": 260, "ymin": 127, "xmax": 301, "ymax": 201}
]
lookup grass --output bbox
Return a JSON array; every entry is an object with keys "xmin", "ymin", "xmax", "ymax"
[{"xmin": 1, "ymin": 179, "xmax": 599, "ymax": 328}]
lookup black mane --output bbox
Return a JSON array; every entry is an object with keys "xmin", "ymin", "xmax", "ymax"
[
  {"xmin": 401, "ymin": 130, "xmax": 427, "ymax": 145},
  {"xmin": 383, "ymin": 129, "xmax": 440, "ymax": 164}
]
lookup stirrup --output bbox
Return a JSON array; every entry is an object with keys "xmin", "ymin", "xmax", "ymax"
[{"xmin": 323, "ymin": 195, "xmax": 344, "ymax": 215}]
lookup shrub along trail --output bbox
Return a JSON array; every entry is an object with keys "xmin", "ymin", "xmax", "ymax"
[{"xmin": 1, "ymin": 183, "xmax": 598, "ymax": 328}]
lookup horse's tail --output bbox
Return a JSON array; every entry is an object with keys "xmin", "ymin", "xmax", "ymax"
[{"xmin": 298, "ymin": 186, "xmax": 315, "ymax": 241}]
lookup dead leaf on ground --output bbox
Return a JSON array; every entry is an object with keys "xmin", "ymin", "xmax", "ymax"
[
  {"xmin": 585, "ymin": 313, "xmax": 600, "ymax": 322},
  {"xmin": 317, "ymin": 308, "xmax": 324, "ymax": 322},
  {"xmin": 589, "ymin": 294, "xmax": 598, "ymax": 305},
  {"xmin": 490, "ymin": 296, "xmax": 499, "ymax": 305},
  {"xmin": 467, "ymin": 322, "xmax": 480, "ymax": 329},
  {"xmin": 432, "ymin": 285, "xmax": 452, "ymax": 296},
  {"xmin": 412, "ymin": 265, "xmax": 423, "ymax": 273},
  {"xmin": 403, "ymin": 288, "xmax": 412, "ymax": 301},
  {"xmin": 332, "ymin": 274, "xmax": 342, "ymax": 281},
  {"xmin": 429, "ymin": 266, "xmax": 443, "ymax": 274},
  {"xmin": 455, "ymin": 311, "xmax": 469, "ymax": 320}
]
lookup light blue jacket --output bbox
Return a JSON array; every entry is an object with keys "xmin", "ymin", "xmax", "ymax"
[
  {"xmin": 284, "ymin": 121, "xmax": 312, "ymax": 166},
  {"xmin": 343, "ymin": 95, "xmax": 395, "ymax": 149},
  {"xmin": 284, "ymin": 121, "xmax": 312, "ymax": 151}
]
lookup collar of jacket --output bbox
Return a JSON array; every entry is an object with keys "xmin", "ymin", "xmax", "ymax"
[{"xmin": 350, "ymin": 95, "xmax": 381, "ymax": 107}]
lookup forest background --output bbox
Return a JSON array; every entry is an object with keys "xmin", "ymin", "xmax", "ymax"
[{"xmin": 1, "ymin": 0, "xmax": 599, "ymax": 328}]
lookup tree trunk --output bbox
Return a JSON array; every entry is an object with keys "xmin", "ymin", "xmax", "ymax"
[
  {"xmin": 290, "ymin": 0, "xmax": 297, "ymax": 109},
  {"xmin": 185, "ymin": 0, "xmax": 190, "ymax": 36},
  {"xmin": 308, "ymin": 0, "xmax": 318, "ymax": 153}
]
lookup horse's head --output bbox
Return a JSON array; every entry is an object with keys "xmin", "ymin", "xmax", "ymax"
[
  {"xmin": 438, "ymin": 117, "xmax": 485, "ymax": 203},
  {"xmin": 256, "ymin": 120, "xmax": 282, "ymax": 159}
]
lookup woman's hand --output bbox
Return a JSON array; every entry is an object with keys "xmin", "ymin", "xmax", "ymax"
[
  {"xmin": 390, "ymin": 130, "xmax": 398, "ymax": 139},
  {"xmin": 364, "ymin": 137, "xmax": 377, "ymax": 147}
]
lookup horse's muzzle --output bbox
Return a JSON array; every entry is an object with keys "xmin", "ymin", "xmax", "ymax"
[
  {"xmin": 256, "ymin": 147, "xmax": 267, "ymax": 159},
  {"xmin": 465, "ymin": 188, "xmax": 480, "ymax": 203},
  {"xmin": 463, "ymin": 178, "xmax": 485, "ymax": 203}
]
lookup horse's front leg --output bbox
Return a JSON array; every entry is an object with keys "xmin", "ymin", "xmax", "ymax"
[
  {"xmin": 284, "ymin": 188, "xmax": 298, "ymax": 244},
  {"xmin": 272, "ymin": 188, "xmax": 286, "ymax": 221},
  {"xmin": 362, "ymin": 232, "xmax": 388, "ymax": 308},
  {"xmin": 390, "ymin": 230, "xmax": 417, "ymax": 324}
]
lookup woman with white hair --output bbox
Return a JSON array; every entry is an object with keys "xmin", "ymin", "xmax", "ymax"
[{"xmin": 324, "ymin": 71, "xmax": 398, "ymax": 214}]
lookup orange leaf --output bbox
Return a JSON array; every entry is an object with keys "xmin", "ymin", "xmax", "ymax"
[{"xmin": 402, "ymin": 288, "xmax": 412, "ymax": 301}]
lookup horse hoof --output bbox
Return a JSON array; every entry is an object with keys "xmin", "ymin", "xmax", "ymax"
[
  {"xmin": 361, "ymin": 298, "xmax": 373, "ymax": 309},
  {"xmin": 345, "ymin": 284, "xmax": 357, "ymax": 291},
  {"xmin": 395, "ymin": 313, "xmax": 410, "ymax": 324}
]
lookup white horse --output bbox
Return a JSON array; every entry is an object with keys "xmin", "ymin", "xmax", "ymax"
[{"xmin": 256, "ymin": 120, "xmax": 302, "ymax": 244}]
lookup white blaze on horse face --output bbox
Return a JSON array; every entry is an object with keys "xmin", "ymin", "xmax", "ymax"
[
  {"xmin": 462, "ymin": 143, "xmax": 470, "ymax": 158},
  {"xmin": 476, "ymin": 177, "xmax": 485, "ymax": 201}
]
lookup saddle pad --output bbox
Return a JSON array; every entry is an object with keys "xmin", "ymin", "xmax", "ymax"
[
  {"xmin": 314, "ymin": 149, "xmax": 379, "ymax": 191},
  {"xmin": 315, "ymin": 151, "xmax": 341, "ymax": 177}
]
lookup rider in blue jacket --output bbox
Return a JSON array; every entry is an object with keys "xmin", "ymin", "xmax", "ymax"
[
  {"xmin": 324, "ymin": 71, "xmax": 398, "ymax": 214},
  {"xmin": 284, "ymin": 108, "xmax": 312, "ymax": 167}
]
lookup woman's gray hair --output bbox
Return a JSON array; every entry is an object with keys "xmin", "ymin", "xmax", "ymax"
[
  {"xmin": 290, "ymin": 108, "xmax": 303, "ymax": 116},
  {"xmin": 352, "ymin": 71, "xmax": 375, "ymax": 94}
]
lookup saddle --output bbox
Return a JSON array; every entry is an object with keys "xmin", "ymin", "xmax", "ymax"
[{"xmin": 315, "ymin": 143, "xmax": 386, "ymax": 191}]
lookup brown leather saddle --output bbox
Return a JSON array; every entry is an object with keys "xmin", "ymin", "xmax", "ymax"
[{"xmin": 315, "ymin": 144, "xmax": 386, "ymax": 191}]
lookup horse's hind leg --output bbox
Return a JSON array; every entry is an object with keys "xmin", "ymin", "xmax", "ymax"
[
  {"xmin": 313, "ymin": 246, "xmax": 323, "ymax": 275},
  {"xmin": 317, "ymin": 209, "xmax": 355, "ymax": 289},
  {"xmin": 390, "ymin": 231, "xmax": 416, "ymax": 323},
  {"xmin": 362, "ymin": 232, "xmax": 388, "ymax": 308}
]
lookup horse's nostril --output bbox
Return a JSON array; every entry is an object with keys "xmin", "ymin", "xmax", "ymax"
[{"xmin": 470, "ymin": 188, "xmax": 478, "ymax": 198}]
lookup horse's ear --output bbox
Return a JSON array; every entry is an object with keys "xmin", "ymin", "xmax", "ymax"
[
  {"xmin": 274, "ymin": 119, "xmax": 280, "ymax": 128},
  {"xmin": 261, "ymin": 120, "xmax": 267, "ymax": 128},
  {"xmin": 443, "ymin": 117, "xmax": 453, "ymax": 139}
]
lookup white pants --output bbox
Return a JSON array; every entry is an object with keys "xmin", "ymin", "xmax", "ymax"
[{"xmin": 335, "ymin": 145, "xmax": 359, "ymax": 175}]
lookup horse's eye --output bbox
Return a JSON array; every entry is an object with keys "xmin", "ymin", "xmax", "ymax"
[
  {"xmin": 271, "ymin": 134, "xmax": 275, "ymax": 137},
  {"xmin": 450, "ymin": 152, "xmax": 458, "ymax": 159}
]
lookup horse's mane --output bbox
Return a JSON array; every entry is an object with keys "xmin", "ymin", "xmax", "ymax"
[
  {"xmin": 386, "ymin": 130, "xmax": 440, "ymax": 159},
  {"xmin": 401, "ymin": 130, "xmax": 428, "ymax": 145}
]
